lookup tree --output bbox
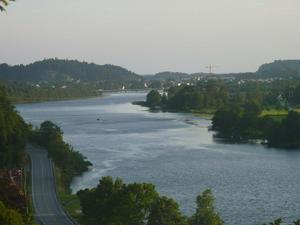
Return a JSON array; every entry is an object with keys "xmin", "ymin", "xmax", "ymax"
[
  {"xmin": 78, "ymin": 176, "xmax": 159, "ymax": 225},
  {"xmin": 0, "ymin": 201, "xmax": 26, "ymax": 225},
  {"xmin": 32, "ymin": 120, "xmax": 92, "ymax": 188},
  {"xmin": 119, "ymin": 182, "xmax": 158, "ymax": 225},
  {"xmin": 0, "ymin": 0, "xmax": 14, "ymax": 11},
  {"xmin": 294, "ymin": 220, "xmax": 300, "ymax": 225},
  {"xmin": 264, "ymin": 111, "xmax": 300, "ymax": 148},
  {"xmin": 0, "ymin": 175, "xmax": 27, "ymax": 214},
  {"xmin": 0, "ymin": 85, "xmax": 29, "ymax": 169},
  {"xmin": 262, "ymin": 219, "xmax": 300, "ymax": 225},
  {"xmin": 189, "ymin": 189, "xmax": 223, "ymax": 225},
  {"xmin": 146, "ymin": 90, "xmax": 161, "ymax": 108},
  {"xmin": 147, "ymin": 196, "xmax": 187, "ymax": 225},
  {"xmin": 243, "ymin": 101, "xmax": 262, "ymax": 118},
  {"xmin": 77, "ymin": 176, "xmax": 124, "ymax": 225},
  {"xmin": 262, "ymin": 218, "xmax": 282, "ymax": 225}
]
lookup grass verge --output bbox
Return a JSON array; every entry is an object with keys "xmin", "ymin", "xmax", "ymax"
[{"xmin": 53, "ymin": 165, "xmax": 83, "ymax": 223}]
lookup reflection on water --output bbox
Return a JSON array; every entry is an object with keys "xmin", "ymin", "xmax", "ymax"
[{"xmin": 17, "ymin": 93, "xmax": 300, "ymax": 225}]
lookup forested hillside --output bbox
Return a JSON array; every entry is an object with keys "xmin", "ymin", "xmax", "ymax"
[
  {"xmin": 0, "ymin": 85, "xmax": 33, "ymax": 225},
  {"xmin": 4, "ymin": 82, "xmax": 102, "ymax": 103},
  {"xmin": 0, "ymin": 59, "xmax": 143, "ymax": 83},
  {"xmin": 256, "ymin": 60, "xmax": 300, "ymax": 78},
  {"xmin": 0, "ymin": 86, "xmax": 29, "ymax": 169},
  {"xmin": 147, "ymin": 72, "xmax": 191, "ymax": 81},
  {"xmin": 0, "ymin": 85, "xmax": 91, "ymax": 224}
]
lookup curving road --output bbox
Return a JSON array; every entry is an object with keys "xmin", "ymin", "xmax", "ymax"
[{"xmin": 27, "ymin": 145, "xmax": 77, "ymax": 225}]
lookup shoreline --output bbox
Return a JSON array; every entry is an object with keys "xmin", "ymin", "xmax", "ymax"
[{"xmin": 11, "ymin": 94, "xmax": 103, "ymax": 105}]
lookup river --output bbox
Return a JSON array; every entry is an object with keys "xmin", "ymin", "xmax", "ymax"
[{"xmin": 17, "ymin": 92, "xmax": 300, "ymax": 225}]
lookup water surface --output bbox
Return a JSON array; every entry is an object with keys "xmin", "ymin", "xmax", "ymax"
[{"xmin": 17, "ymin": 93, "xmax": 300, "ymax": 225}]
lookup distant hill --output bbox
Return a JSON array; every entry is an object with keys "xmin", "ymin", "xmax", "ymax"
[
  {"xmin": 147, "ymin": 72, "xmax": 190, "ymax": 81},
  {"xmin": 1, "ymin": 59, "xmax": 300, "ymax": 85},
  {"xmin": 0, "ymin": 59, "xmax": 143, "ymax": 83},
  {"xmin": 256, "ymin": 60, "xmax": 300, "ymax": 78}
]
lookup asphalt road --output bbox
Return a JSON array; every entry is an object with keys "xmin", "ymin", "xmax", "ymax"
[{"xmin": 27, "ymin": 145, "xmax": 77, "ymax": 225}]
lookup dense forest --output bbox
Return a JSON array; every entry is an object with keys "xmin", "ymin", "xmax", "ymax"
[
  {"xmin": 77, "ymin": 176, "xmax": 223, "ymax": 225},
  {"xmin": 212, "ymin": 105, "xmax": 300, "ymax": 148},
  {"xmin": 0, "ymin": 85, "xmax": 33, "ymax": 225},
  {"xmin": 142, "ymin": 79, "xmax": 300, "ymax": 148},
  {"xmin": 0, "ymin": 58, "xmax": 149, "ymax": 101},
  {"xmin": 257, "ymin": 60, "xmax": 300, "ymax": 78},
  {"xmin": 76, "ymin": 177, "xmax": 300, "ymax": 225},
  {"xmin": 0, "ymin": 59, "xmax": 143, "ymax": 83},
  {"xmin": 32, "ymin": 121, "xmax": 92, "ymax": 188},
  {"xmin": 0, "ymin": 86, "xmax": 29, "ymax": 169},
  {"xmin": 0, "ymin": 84, "xmax": 91, "ymax": 224},
  {"xmin": 4, "ymin": 82, "xmax": 102, "ymax": 103},
  {"xmin": 144, "ymin": 79, "xmax": 299, "ymax": 112},
  {"xmin": 146, "ymin": 72, "xmax": 191, "ymax": 81},
  {"xmin": 1, "ymin": 59, "xmax": 300, "ymax": 103},
  {"xmin": 0, "ymin": 76, "xmax": 300, "ymax": 225}
]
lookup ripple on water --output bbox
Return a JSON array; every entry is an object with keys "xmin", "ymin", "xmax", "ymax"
[{"xmin": 16, "ymin": 93, "xmax": 300, "ymax": 225}]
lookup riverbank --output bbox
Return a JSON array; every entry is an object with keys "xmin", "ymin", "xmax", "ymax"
[
  {"xmin": 54, "ymin": 165, "xmax": 83, "ymax": 223},
  {"xmin": 10, "ymin": 94, "xmax": 103, "ymax": 104},
  {"xmin": 17, "ymin": 93, "xmax": 300, "ymax": 225},
  {"xmin": 132, "ymin": 100, "xmax": 215, "ymax": 119}
]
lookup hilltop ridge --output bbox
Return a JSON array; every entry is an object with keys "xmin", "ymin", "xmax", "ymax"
[{"xmin": 0, "ymin": 58, "xmax": 143, "ymax": 83}]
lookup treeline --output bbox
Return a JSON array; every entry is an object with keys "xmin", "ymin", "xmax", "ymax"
[
  {"xmin": 0, "ymin": 58, "xmax": 142, "ymax": 83},
  {"xmin": 3, "ymin": 80, "xmax": 147, "ymax": 103},
  {"xmin": 0, "ymin": 85, "xmax": 34, "ymax": 225},
  {"xmin": 0, "ymin": 84, "xmax": 91, "ymax": 224},
  {"xmin": 263, "ymin": 218, "xmax": 300, "ymax": 225},
  {"xmin": 257, "ymin": 60, "xmax": 300, "ymax": 78},
  {"xmin": 77, "ymin": 176, "xmax": 300, "ymax": 225},
  {"xmin": 145, "ymin": 81, "xmax": 230, "ymax": 112},
  {"xmin": 212, "ymin": 104, "xmax": 300, "ymax": 148},
  {"xmin": 144, "ymin": 79, "xmax": 300, "ymax": 112},
  {"xmin": 0, "ymin": 201, "xmax": 28, "ymax": 225},
  {"xmin": 142, "ymin": 80, "xmax": 300, "ymax": 148},
  {"xmin": 5, "ymin": 82, "xmax": 102, "ymax": 103},
  {"xmin": 0, "ymin": 86, "xmax": 29, "ymax": 169},
  {"xmin": 31, "ymin": 121, "xmax": 92, "ymax": 188},
  {"xmin": 77, "ymin": 176, "xmax": 223, "ymax": 225}
]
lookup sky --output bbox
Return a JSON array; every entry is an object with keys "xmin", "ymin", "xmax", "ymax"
[{"xmin": 0, "ymin": 0, "xmax": 300, "ymax": 74}]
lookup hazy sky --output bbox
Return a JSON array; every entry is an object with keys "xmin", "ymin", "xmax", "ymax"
[{"xmin": 1, "ymin": 0, "xmax": 300, "ymax": 74}]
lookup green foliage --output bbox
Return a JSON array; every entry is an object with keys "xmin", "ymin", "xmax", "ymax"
[
  {"xmin": 148, "ymin": 197, "xmax": 187, "ymax": 225},
  {"xmin": 4, "ymin": 82, "xmax": 102, "ymax": 103},
  {"xmin": 77, "ymin": 176, "xmax": 188, "ymax": 225},
  {"xmin": 146, "ymin": 90, "xmax": 162, "ymax": 108},
  {"xmin": 294, "ymin": 220, "xmax": 300, "ymax": 225},
  {"xmin": 0, "ymin": 59, "xmax": 142, "ymax": 83},
  {"xmin": 150, "ymin": 72, "xmax": 190, "ymax": 81},
  {"xmin": 0, "ymin": 175, "xmax": 26, "ymax": 214},
  {"xmin": 0, "ymin": 201, "xmax": 26, "ymax": 225},
  {"xmin": 257, "ymin": 60, "xmax": 300, "ymax": 78},
  {"xmin": 212, "ymin": 102, "xmax": 263, "ymax": 141},
  {"xmin": 166, "ymin": 81, "xmax": 229, "ymax": 112},
  {"xmin": 189, "ymin": 189, "xmax": 223, "ymax": 225},
  {"xmin": 262, "ymin": 218, "xmax": 282, "ymax": 225},
  {"xmin": 212, "ymin": 100, "xmax": 300, "ymax": 148},
  {"xmin": 262, "ymin": 218, "xmax": 300, "ymax": 225},
  {"xmin": 0, "ymin": 85, "xmax": 29, "ymax": 169},
  {"xmin": 264, "ymin": 111, "xmax": 300, "ymax": 148},
  {"xmin": 32, "ymin": 121, "xmax": 92, "ymax": 189}
]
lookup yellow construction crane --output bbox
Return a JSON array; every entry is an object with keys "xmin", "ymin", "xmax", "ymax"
[{"xmin": 205, "ymin": 64, "xmax": 218, "ymax": 74}]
